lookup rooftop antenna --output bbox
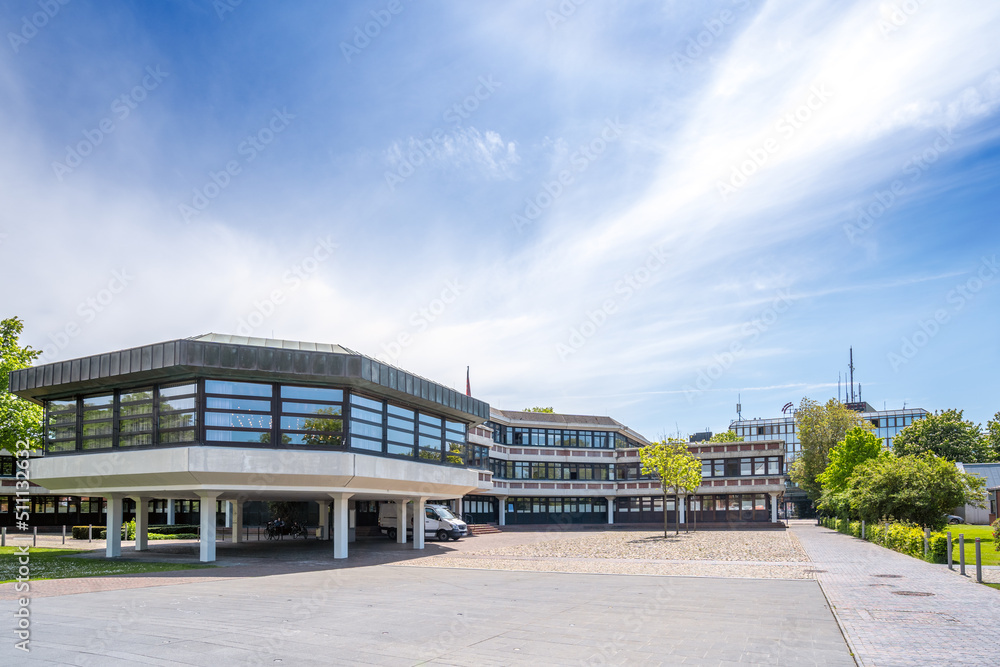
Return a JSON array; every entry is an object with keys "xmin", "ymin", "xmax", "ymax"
[
  {"xmin": 849, "ymin": 347, "xmax": 855, "ymax": 403},
  {"xmin": 737, "ymin": 394, "xmax": 742, "ymax": 421},
  {"xmin": 838, "ymin": 373, "xmax": 841, "ymax": 403}
]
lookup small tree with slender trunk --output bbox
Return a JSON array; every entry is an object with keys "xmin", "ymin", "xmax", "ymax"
[{"xmin": 639, "ymin": 441, "xmax": 703, "ymax": 536}]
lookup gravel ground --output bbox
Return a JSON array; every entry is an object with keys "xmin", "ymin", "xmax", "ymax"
[{"xmin": 393, "ymin": 529, "xmax": 815, "ymax": 580}]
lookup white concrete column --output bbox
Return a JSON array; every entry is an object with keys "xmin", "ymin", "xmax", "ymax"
[
  {"xmin": 496, "ymin": 496, "xmax": 507, "ymax": 527},
  {"xmin": 330, "ymin": 492, "xmax": 354, "ymax": 559},
  {"xmin": 231, "ymin": 500, "xmax": 243, "ymax": 543},
  {"xmin": 678, "ymin": 495, "xmax": 687, "ymax": 525},
  {"xmin": 131, "ymin": 496, "xmax": 149, "ymax": 551},
  {"xmin": 166, "ymin": 500, "xmax": 175, "ymax": 526},
  {"xmin": 225, "ymin": 500, "xmax": 233, "ymax": 529},
  {"xmin": 396, "ymin": 500, "xmax": 408, "ymax": 544},
  {"xmin": 606, "ymin": 496, "xmax": 616, "ymax": 525},
  {"xmin": 197, "ymin": 492, "xmax": 220, "ymax": 563},
  {"xmin": 413, "ymin": 497, "xmax": 426, "ymax": 550},
  {"xmin": 105, "ymin": 494, "xmax": 124, "ymax": 558},
  {"xmin": 769, "ymin": 492, "xmax": 779, "ymax": 523},
  {"xmin": 316, "ymin": 500, "xmax": 330, "ymax": 540}
]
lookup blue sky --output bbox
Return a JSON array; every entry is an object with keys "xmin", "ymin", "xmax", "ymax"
[{"xmin": 2, "ymin": 0, "xmax": 999, "ymax": 440}]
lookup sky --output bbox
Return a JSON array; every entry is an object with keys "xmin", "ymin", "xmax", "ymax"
[{"xmin": 2, "ymin": 0, "xmax": 999, "ymax": 441}]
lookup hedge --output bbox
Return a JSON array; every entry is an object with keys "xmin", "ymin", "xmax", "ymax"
[
  {"xmin": 72, "ymin": 523, "xmax": 200, "ymax": 540},
  {"xmin": 821, "ymin": 517, "xmax": 947, "ymax": 563}
]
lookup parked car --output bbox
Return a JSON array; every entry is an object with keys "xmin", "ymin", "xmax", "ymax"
[
  {"xmin": 945, "ymin": 514, "xmax": 963, "ymax": 524},
  {"xmin": 378, "ymin": 502, "xmax": 468, "ymax": 541}
]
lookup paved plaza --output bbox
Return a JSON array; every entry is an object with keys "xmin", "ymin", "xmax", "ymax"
[{"xmin": 2, "ymin": 523, "xmax": 998, "ymax": 665}]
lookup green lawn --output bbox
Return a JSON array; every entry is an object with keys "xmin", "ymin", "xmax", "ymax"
[
  {"xmin": 0, "ymin": 547, "xmax": 214, "ymax": 583},
  {"xmin": 942, "ymin": 525, "xmax": 999, "ymax": 566}
]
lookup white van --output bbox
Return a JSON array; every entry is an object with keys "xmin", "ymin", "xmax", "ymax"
[{"xmin": 378, "ymin": 502, "xmax": 468, "ymax": 541}]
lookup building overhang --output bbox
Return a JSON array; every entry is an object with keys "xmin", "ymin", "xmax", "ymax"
[{"xmin": 27, "ymin": 446, "xmax": 484, "ymax": 501}]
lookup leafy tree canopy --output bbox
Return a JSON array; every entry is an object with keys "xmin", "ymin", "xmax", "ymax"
[
  {"xmin": 522, "ymin": 407, "xmax": 554, "ymax": 413},
  {"xmin": 639, "ymin": 440, "xmax": 702, "ymax": 536},
  {"xmin": 847, "ymin": 452, "xmax": 985, "ymax": 530},
  {"xmin": 789, "ymin": 397, "xmax": 870, "ymax": 501},
  {"xmin": 892, "ymin": 409, "xmax": 992, "ymax": 463},
  {"xmin": 817, "ymin": 427, "xmax": 883, "ymax": 494},
  {"xmin": 707, "ymin": 430, "xmax": 743, "ymax": 443},
  {"xmin": 0, "ymin": 317, "xmax": 42, "ymax": 453},
  {"xmin": 982, "ymin": 411, "xmax": 1000, "ymax": 461}
]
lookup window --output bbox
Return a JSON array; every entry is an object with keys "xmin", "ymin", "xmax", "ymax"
[
  {"xmin": 740, "ymin": 458, "xmax": 751, "ymax": 476},
  {"xmin": 713, "ymin": 460, "xmax": 724, "ymax": 477},
  {"xmin": 159, "ymin": 382, "xmax": 198, "ymax": 444},
  {"xmin": 349, "ymin": 393, "xmax": 384, "ymax": 452},
  {"xmin": 119, "ymin": 388, "xmax": 153, "ymax": 447},
  {"xmin": 701, "ymin": 460, "xmax": 712, "ymax": 477},
  {"xmin": 278, "ymin": 385, "xmax": 345, "ymax": 448},
  {"xmin": 754, "ymin": 494, "xmax": 766, "ymax": 511},
  {"xmin": 45, "ymin": 398, "xmax": 78, "ymax": 453},
  {"xmin": 204, "ymin": 381, "xmax": 269, "ymax": 444},
  {"xmin": 81, "ymin": 394, "xmax": 113, "ymax": 450},
  {"xmin": 766, "ymin": 457, "xmax": 780, "ymax": 475},
  {"xmin": 754, "ymin": 458, "xmax": 765, "ymax": 476}
]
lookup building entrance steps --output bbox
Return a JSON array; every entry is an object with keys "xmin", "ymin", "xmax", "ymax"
[{"xmin": 789, "ymin": 520, "xmax": 1000, "ymax": 667}]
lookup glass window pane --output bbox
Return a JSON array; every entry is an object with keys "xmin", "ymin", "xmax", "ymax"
[
  {"xmin": 160, "ymin": 383, "xmax": 197, "ymax": 397},
  {"xmin": 350, "ymin": 394, "xmax": 382, "ymax": 411},
  {"xmin": 281, "ymin": 385, "xmax": 343, "ymax": 402},
  {"xmin": 418, "ymin": 413, "xmax": 442, "ymax": 427},
  {"xmin": 160, "ymin": 396, "xmax": 196, "ymax": 412},
  {"xmin": 207, "ymin": 397, "xmax": 272, "ymax": 412},
  {"xmin": 160, "ymin": 429, "xmax": 195, "ymax": 443},
  {"xmin": 121, "ymin": 388, "xmax": 153, "ymax": 403},
  {"xmin": 387, "ymin": 404, "xmax": 414, "ymax": 419},
  {"xmin": 160, "ymin": 412, "xmax": 196, "ymax": 429},
  {"xmin": 120, "ymin": 401, "xmax": 153, "ymax": 417},
  {"xmin": 206, "ymin": 429, "xmax": 270, "ymax": 442},
  {"xmin": 282, "ymin": 432, "xmax": 343, "ymax": 446},
  {"xmin": 281, "ymin": 416, "xmax": 342, "ymax": 432},
  {"xmin": 281, "ymin": 402, "xmax": 342, "ymax": 416},
  {"xmin": 81, "ymin": 437, "xmax": 112, "ymax": 450},
  {"xmin": 205, "ymin": 412, "xmax": 272, "ymax": 429},
  {"xmin": 205, "ymin": 380, "xmax": 272, "ymax": 397}
]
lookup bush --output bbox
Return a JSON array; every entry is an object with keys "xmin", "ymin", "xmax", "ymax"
[
  {"xmin": 822, "ymin": 517, "xmax": 945, "ymax": 562},
  {"xmin": 993, "ymin": 519, "xmax": 1000, "ymax": 552},
  {"xmin": 72, "ymin": 523, "xmax": 199, "ymax": 539},
  {"xmin": 148, "ymin": 524, "xmax": 199, "ymax": 535},
  {"xmin": 149, "ymin": 532, "xmax": 199, "ymax": 540}
]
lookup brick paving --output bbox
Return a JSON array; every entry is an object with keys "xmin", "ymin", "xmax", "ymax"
[{"xmin": 791, "ymin": 522, "xmax": 1000, "ymax": 667}]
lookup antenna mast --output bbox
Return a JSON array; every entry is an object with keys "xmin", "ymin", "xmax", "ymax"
[{"xmin": 849, "ymin": 347, "xmax": 856, "ymax": 403}]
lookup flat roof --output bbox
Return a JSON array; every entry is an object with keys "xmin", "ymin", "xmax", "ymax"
[
  {"xmin": 9, "ymin": 333, "xmax": 490, "ymax": 423},
  {"xmin": 489, "ymin": 408, "xmax": 651, "ymax": 445}
]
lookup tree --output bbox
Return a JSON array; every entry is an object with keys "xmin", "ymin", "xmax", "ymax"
[
  {"xmin": 847, "ymin": 452, "xmax": 986, "ymax": 530},
  {"xmin": 789, "ymin": 397, "xmax": 870, "ymax": 502},
  {"xmin": 0, "ymin": 317, "xmax": 42, "ymax": 454},
  {"xmin": 984, "ymin": 412, "xmax": 1000, "ymax": 461},
  {"xmin": 707, "ymin": 430, "xmax": 743, "ymax": 443},
  {"xmin": 522, "ymin": 407, "xmax": 554, "ymax": 413},
  {"xmin": 639, "ymin": 440, "xmax": 702, "ymax": 536},
  {"xmin": 892, "ymin": 409, "xmax": 991, "ymax": 462},
  {"xmin": 816, "ymin": 427, "xmax": 882, "ymax": 517}
]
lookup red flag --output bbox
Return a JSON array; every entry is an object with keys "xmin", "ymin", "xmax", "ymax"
[{"xmin": 466, "ymin": 366, "xmax": 471, "ymax": 396}]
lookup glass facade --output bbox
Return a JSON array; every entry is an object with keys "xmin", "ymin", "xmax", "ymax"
[
  {"xmin": 41, "ymin": 378, "xmax": 483, "ymax": 469},
  {"xmin": 490, "ymin": 461, "xmax": 613, "ymax": 480},
  {"xmin": 487, "ymin": 422, "xmax": 642, "ymax": 450}
]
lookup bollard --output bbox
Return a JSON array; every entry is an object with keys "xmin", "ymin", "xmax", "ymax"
[
  {"xmin": 1, "ymin": 526, "xmax": 5, "ymax": 547},
  {"xmin": 959, "ymin": 534, "xmax": 966, "ymax": 576},
  {"xmin": 947, "ymin": 532, "xmax": 953, "ymax": 570},
  {"xmin": 88, "ymin": 524, "xmax": 93, "ymax": 542},
  {"xmin": 975, "ymin": 538, "xmax": 982, "ymax": 584},
  {"xmin": 33, "ymin": 526, "xmax": 37, "ymax": 547},
  {"xmin": 62, "ymin": 524, "xmax": 66, "ymax": 545},
  {"xmin": 923, "ymin": 527, "xmax": 930, "ymax": 557},
  {"xmin": 861, "ymin": 520, "xmax": 866, "ymax": 540}
]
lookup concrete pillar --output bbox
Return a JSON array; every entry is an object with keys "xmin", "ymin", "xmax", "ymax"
[
  {"xmin": 131, "ymin": 496, "xmax": 149, "ymax": 551},
  {"xmin": 225, "ymin": 500, "xmax": 233, "ymax": 529},
  {"xmin": 396, "ymin": 500, "xmax": 408, "ymax": 544},
  {"xmin": 316, "ymin": 500, "xmax": 330, "ymax": 540},
  {"xmin": 606, "ymin": 496, "xmax": 616, "ymax": 525},
  {"xmin": 105, "ymin": 494, "xmax": 124, "ymax": 558},
  {"xmin": 197, "ymin": 492, "xmax": 220, "ymax": 563},
  {"xmin": 769, "ymin": 492, "xmax": 779, "ymax": 523},
  {"xmin": 413, "ymin": 497, "xmax": 426, "ymax": 550},
  {"xmin": 496, "ymin": 496, "xmax": 507, "ymax": 527},
  {"xmin": 678, "ymin": 495, "xmax": 687, "ymax": 525},
  {"xmin": 330, "ymin": 492, "xmax": 353, "ymax": 559},
  {"xmin": 231, "ymin": 500, "xmax": 243, "ymax": 544},
  {"xmin": 166, "ymin": 500, "xmax": 175, "ymax": 526}
]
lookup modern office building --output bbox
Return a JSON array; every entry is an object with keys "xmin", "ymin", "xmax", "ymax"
[
  {"xmin": 730, "ymin": 401, "xmax": 929, "ymax": 514},
  {"xmin": 4, "ymin": 334, "xmax": 786, "ymax": 562}
]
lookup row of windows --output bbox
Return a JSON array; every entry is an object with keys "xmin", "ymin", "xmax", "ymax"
[
  {"xmin": 490, "ymin": 461, "xmax": 612, "ymax": 481},
  {"xmin": 615, "ymin": 494, "xmax": 771, "ymax": 512},
  {"xmin": 701, "ymin": 457, "xmax": 782, "ymax": 478},
  {"xmin": 0, "ymin": 497, "xmax": 230, "ymax": 515},
  {"xmin": 733, "ymin": 423, "xmax": 795, "ymax": 437},
  {"xmin": 487, "ymin": 423, "xmax": 643, "ymax": 450},
  {"xmin": 505, "ymin": 497, "xmax": 609, "ymax": 513},
  {"xmin": 42, "ymin": 379, "xmax": 479, "ymax": 467}
]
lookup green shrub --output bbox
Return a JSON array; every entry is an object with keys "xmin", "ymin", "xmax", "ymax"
[
  {"xmin": 148, "ymin": 524, "xmax": 199, "ymax": 535},
  {"xmin": 993, "ymin": 519, "xmax": 999, "ymax": 552},
  {"xmin": 148, "ymin": 532, "xmax": 199, "ymax": 540},
  {"xmin": 823, "ymin": 517, "xmax": 944, "ymax": 562}
]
